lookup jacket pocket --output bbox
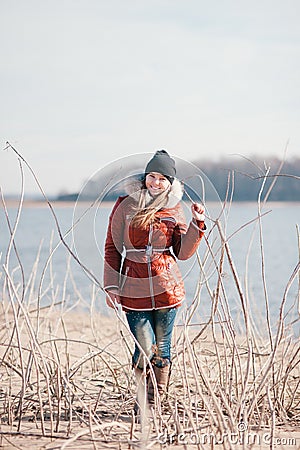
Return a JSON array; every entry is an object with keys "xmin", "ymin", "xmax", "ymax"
[{"xmin": 168, "ymin": 262, "xmax": 181, "ymax": 286}]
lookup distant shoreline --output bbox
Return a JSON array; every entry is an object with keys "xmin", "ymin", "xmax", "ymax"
[
  {"xmin": 1, "ymin": 199, "xmax": 300, "ymax": 209},
  {"xmin": 0, "ymin": 199, "xmax": 115, "ymax": 208}
]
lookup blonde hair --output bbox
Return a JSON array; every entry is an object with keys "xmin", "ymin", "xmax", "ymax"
[{"xmin": 130, "ymin": 185, "xmax": 170, "ymax": 229}]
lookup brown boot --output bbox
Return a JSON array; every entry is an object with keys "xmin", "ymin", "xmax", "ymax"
[
  {"xmin": 147, "ymin": 368, "xmax": 155, "ymax": 404},
  {"xmin": 147, "ymin": 365, "xmax": 170, "ymax": 404}
]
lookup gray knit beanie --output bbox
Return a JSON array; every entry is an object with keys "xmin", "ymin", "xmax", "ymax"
[{"xmin": 144, "ymin": 150, "xmax": 176, "ymax": 184}]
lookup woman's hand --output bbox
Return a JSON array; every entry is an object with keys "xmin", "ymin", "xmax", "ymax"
[
  {"xmin": 106, "ymin": 288, "xmax": 120, "ymax": 309},
  {"xmin": 191, "ymin": 203, "xmax": 205, "ymax": 221}
]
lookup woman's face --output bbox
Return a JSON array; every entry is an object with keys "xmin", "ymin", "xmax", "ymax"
[{"xmin": 145, "ymin": 172, "xmax": 171, "ymax": 197}]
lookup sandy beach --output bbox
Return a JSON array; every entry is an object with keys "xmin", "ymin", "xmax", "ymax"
[{"xmin": 0, "ymin": 304, "xmax": 299, "ymax": 450}]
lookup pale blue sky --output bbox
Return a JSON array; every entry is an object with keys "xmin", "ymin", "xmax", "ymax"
[{"xmin": 1, "ymin": 0, "xmax": 299, "ymax": 195}]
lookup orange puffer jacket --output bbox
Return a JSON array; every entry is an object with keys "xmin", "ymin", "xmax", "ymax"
[{"xmin": 103, "ymin": 180, "xmax": 206, "ymax": 311}]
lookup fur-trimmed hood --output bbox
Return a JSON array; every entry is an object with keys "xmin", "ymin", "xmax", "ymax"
[{"xmin": 122, "ymin": 177, "xmax": 184, "ymax": 209}]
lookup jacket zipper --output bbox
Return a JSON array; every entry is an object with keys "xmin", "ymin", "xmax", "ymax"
[
  {"xmin": 119, "ymin": 266, "xmax": 129, "ymax": 293},
  {"xmin": 146, "ymin": 224, "xmax": 155, "ymax": 308}
]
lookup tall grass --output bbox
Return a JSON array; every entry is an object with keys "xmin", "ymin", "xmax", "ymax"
[{"xmin": 0, "ymin": 143, "xmax": 299, "ymax": 449}]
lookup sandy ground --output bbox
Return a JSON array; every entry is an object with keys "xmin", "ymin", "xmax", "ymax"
[{"xmin": 0, "ymin": 308, "xmax": 299, "ymax": 450}]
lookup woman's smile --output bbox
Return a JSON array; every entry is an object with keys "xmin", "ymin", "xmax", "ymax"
[{"xmin": 145, "ymin": 172, "xmax": 170, "ymax": 196}]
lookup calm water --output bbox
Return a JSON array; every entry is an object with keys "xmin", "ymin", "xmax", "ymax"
[{"xmin": 0, "ymin": 201, "xmax": 299, "ymax": 332}]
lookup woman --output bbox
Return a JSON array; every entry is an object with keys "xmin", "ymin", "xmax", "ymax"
[{"xmin": 103, "ymin": 150, "xmax": 206, "ymax": 408}]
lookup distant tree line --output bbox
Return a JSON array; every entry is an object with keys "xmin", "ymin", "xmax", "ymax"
[
  {"xmin": 195, "ymin": 155, "xmax": 300, "ymax": 201},
  {"xmin": 56, "ymin": 156, "xmax": 300, "ymax": 202}
]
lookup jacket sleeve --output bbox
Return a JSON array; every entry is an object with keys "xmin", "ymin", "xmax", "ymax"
[
  {"xmin": 103, "ymin": 197, "xmax": 125, "ymax": 290},
  {"xmin": 172, "ymin": 203, "xmax": 206, "ymax": 260}
]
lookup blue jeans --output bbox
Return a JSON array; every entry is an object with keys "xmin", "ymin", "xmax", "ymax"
[{"xmin": 125, "ymin": 308, "xmax": 177, "ymax": 370}]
